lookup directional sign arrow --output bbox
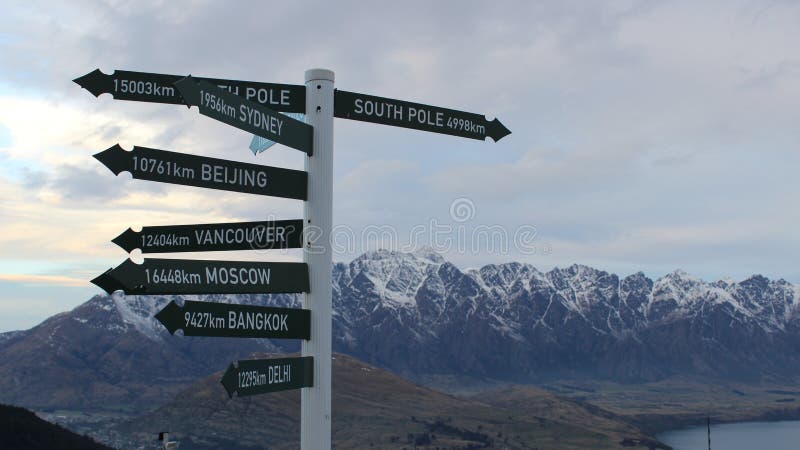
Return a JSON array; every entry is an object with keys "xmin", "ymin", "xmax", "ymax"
[
  {"xmin": 94, "ymin": 144, "xmax": 307, "ymax": 200},
  {"xmin": 334, "ymin": 90, "xmax": 511, "ymax": 142},
  {"xmin": 91, "ymin": 259, "xmax": 309, "ymax": 295},
  {"xmin": 220, "ymin": 356, "xmax": 313, "ymax": 398},
  {"xmin": 73, "ymin": 69, "xmax": 305, "ymax": 112},
  {"xmin": 155, "ymin": 300, "xmax": 310, "ymax": 339},
  {"xmin": 174, "ymin": 76, "xmax": 313, "ymax": 155},
  {"xmin": 113, "ymin": 219, "xmax": 303, "ymax": 254}
]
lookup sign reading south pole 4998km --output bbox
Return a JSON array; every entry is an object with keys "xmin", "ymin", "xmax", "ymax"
[
  {"xmin": 91, "ymin": 259, "xmax": 309, "ymax": 295},
  {"xmin": 334, "ymin": 90, "xmax": 511, "ymax": 142}
]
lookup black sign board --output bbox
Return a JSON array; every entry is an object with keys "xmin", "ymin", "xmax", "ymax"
[
  {"xmin": 334, "ymin": 90, "xmax": 511, "ymax": 142},
  {"xmin": 113, "ymin": 219, "xmax": 303, "ymax": 254},
  {"xmin": 94, "ymin": 144, "xmax": 307, "ymax": 200},
  {"xmin": 174, "ymin": 76, "xmax": 313, "ymax": 155},
  {"xmin": 156, "ymin": 300, "xmax": 310, "ymax": 340},
  {"xmin": 91, "ymin": 258, "xmax": 309, "ymax": 295},
  {"xmin": 73, "ymin": 69, "xmax": 305, "ymax": 113},
  {"xmin": 221, "ymin": 356, "xmax": 313, "ymax": 398}
]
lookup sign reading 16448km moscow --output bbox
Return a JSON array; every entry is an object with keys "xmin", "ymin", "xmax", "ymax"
[{"xmin": 92, "ymin": 259, "xmax": 309, "ymax": 295}]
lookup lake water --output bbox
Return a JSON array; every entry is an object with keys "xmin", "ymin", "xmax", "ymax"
[{"xmin": 658, "ymin": 420, "xmax": 800, "ymax": 450}]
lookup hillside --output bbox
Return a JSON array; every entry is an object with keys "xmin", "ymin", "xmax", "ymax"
[
  {"xmin": 110, "ymin": 353, "xmax": 655, "ymax": 450},
  {"xmin": 0, "ymin": 403, "xmax": 112, "ymax": 450}
]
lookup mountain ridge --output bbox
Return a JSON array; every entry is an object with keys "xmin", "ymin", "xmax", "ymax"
[{"xmin": 0, "ymin": 248, "xmax": 798, "ymax": 412}]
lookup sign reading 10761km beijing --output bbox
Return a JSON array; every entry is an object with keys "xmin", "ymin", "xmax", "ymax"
[{"xmin": 94, "ymin": 144, "xmax": 307, "ymax": 200}]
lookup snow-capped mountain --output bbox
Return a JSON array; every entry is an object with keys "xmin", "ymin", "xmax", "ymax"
[
  {"xmin": 1, "ymin": 248, "xmax": 798, "ymax": 411},
  {"xmin": 334, "ymin": 249, "xmax": 800, "ymax": 381}
]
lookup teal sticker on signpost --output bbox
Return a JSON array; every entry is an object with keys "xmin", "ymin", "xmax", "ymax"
[{"xmin": 249, "ymin": 113, "xmax": 305, "ymax": 155}]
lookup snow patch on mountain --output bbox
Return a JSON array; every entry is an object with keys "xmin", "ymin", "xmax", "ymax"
[{"xmin": 111, "ymin": 293, "xmax": 166, "ymax": 341}]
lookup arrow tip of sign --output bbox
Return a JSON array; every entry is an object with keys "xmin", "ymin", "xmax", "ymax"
[
  {"xmin": 112, "ymin": 227, "xmax": 139, "ymax": 253},
  {"xmin": 93, "ymin": 144, "xmax": 127, "ymax": 175},
  {"xmin": 91, "ymin": 270, "xmax": 120, "ymax": 295},
  {"xmin": 220, "ymin": 363, "xmax": 237, "ymax": 398},
  {"xmin": 155, "ymin": 300, "xmax": 180, "ymax": 335},
  {"xmin": 172, "ymin": 75, "xmax": 196, "ymax": 108},
  {"xmin": 73, "ymin": 69, "xmax": 108, "ymax": 97},
  {"xmin": 488, "ymin": 118, "xmax": 511, "ymax": 142}
]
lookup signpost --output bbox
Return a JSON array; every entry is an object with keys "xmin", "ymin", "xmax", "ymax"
[
  {"xmin": 112, "ymin": 219, "xmax": 303, "ymax": 253},
  {"xmin": 94, "ymin": 144, "xmax": 307, "ymax": 200},
  {"xmin": 155, "ymin": 300, "xmax": 310, "ymax": 340},
  {"xmin": 91, "ymin": 259, "xmax": 309, "ymax": 295},
  {"xmin": 334, "ymin": 90, "xmax": 511, "ymax": 142},
  {"xmin": 79, "ymin": 65, "xmax": 509, "ymax": 450},
  {"xmin": 73, "ymin": 69, "xmax": 305, "ymax": 112},
  {"xmin": 174, "ymin": 77, "xmax": 313, "ymax": 155},
  {"xmin": 220, "ymin": 356, "xmax": 314, "ymax": 398}
]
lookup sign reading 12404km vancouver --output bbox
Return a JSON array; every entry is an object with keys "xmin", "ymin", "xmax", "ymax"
[{"xmin": 112, "ymin": 219, "xmax": 303, "ymax": 254}]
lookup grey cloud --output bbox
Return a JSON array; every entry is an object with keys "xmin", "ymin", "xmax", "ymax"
[{"xmin": 1, "ymin": 0, "xmax": 799, "ymax": 283}]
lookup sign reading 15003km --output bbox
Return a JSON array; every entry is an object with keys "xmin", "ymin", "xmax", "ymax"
[
  {"xmin": 334, "ymin": 90, "xmax": 511, "ymax": 142},
  {"xmin": 91, "ymin": 259, "xmax": 309, "ymax": 295},
  {"xmin": 73, "ymin": 69, "xmax": 305, "ymax": 113}
]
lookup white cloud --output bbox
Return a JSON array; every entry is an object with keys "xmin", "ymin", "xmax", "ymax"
[{"xmin": 0, "ymin": 0, "xmax": 799, "ymax": 331}]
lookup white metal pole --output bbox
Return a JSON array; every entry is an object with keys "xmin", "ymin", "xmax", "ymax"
[{"xmin": 302, "ymin": 68, "xmax": 334, "ymax": 450}]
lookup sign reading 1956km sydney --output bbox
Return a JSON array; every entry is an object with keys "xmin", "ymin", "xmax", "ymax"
[
  {"xmin": 221, "ymin": 356, "xmax": 314, "ymax": 398},
  {"xmin": 92, "ymin": 259, "xmax": 309, "ymax": 295},
  {"xmin": 174, "ymin": 76, "xmax": 313, "ymax": 155},
  {"xmin": 334, "ymin": 90, "xmax": 511, "ymax": 142},
  {"xmin": 73, "ymin": 69, "xmax": 305, "ymax": 112},
  {"xmin": 155, "ymin": 300, "xmax": 310, "ymax": 340},
  {"xmin": 112, "ymin": 219, "xmax": 303, "ymax": 253},
  {"xmin": 94, "ymin": 144, "xmax": 307, "ymax": 200}
]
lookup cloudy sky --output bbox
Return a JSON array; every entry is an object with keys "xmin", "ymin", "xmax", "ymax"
[{"xmin": 0, "ymin": 0, "xmax": 798, "ymax": 331}]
